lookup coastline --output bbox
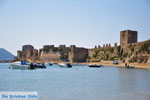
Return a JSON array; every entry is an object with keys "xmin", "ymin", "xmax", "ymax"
[{"xmin": 77, "ymin": 61, "xmax": 150, "ymax": 70}]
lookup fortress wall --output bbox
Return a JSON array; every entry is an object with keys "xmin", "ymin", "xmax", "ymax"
[
  {"xmin": 69, "ymin": 46, "xmax": 88, "ymax": 62},
  {"xmin": 40, "ymin": 51, "xmax": 61, "ymax": 62},
  {"xmin": 88, "ymin": 49, "xmax": 94, "ymax": 58},
  {"xmin": 17, "ymin": 45, "xmax": 38, "ymax": 60}
]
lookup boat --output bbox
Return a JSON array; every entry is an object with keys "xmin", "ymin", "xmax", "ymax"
[
  {"xmin": 10, "ymin": 61, "xmax": 30, "ymax": 69},
  {"xmin": 58, "ymin": 63, "xmax": 72, "ymax": 68},
  {"xmin": 35, "ymin": 63, "xmax": 46, "ymax": 68},
  {"xmin": 125, "ymin": 63, "xmax": 135, "ymax": 69},
  {"xmin": 88, "ymin": 64, "xmax": 103, "ymax": 68},
  {"xmin": 126, "ymin": 65, "xmax": 135, "ymax": 69},
  {"xmin": 11, "ymin": 61, "xmax": 46, "ymax": 69},
  {"xmin": 113, "ymin": 60, "xmax": 118, "ymax": 64},
  {"xmin": 49, "ymin": 62, "xmax": 54, "ymax": 66},
  {"xmin": 44, "ymin": 62, "xmax": 50, "ymax": 66}
]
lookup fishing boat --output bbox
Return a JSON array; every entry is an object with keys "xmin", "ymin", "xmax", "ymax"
[
  {"xmin": 58, "ymin": 63, "xmax": 72, "ymax": 68},
  {"xmin": 113, "ymin": 60, "xmax": 118, "ymax": 64},
  {"xmin": 10, "ymin": 61, "xmax": 30, "ymax": 69},
  {"xmin": 49, "ymin": 62, "xmax": 54, "ymax": 66},
  {"xmin": 88, "ymin": 64, "xmax": 103, "ymax": 68},
  {"xmin": 125, "ymin": 63, "xmax": 135, "ymax": 69}
]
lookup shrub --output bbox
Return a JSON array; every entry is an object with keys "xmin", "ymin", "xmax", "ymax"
[
  {"xmin": 123, "ymin": 53, "xmax": 128, "ymax": 58},
  {"xmin": 129, "ymin": 44, "xmax": 132, "ymax": 48},
  {"xmin": 131, "ymin": 47, "xmax": 134, "ymax": 52},
  {"xmin": 120, "ymin": 56, "xmax": 123, "ymax": 60},
  {"xmin": 93, "ymin": 50, "xmax": 100, "ymax": 58},
  {"xmin": 52, "ymin": 48, "xmax": 58, "ymax": 52},
  {"xmin": 87, "ymin": 56, "xmax": 91, "ymax": 60},
  {"xmin": 109, "ymin": 48, "xmax": 114, "ymax": 53},
  {"xmin": 58, "ymin": 48, "xmax": 63, "ymax": 52},
  {"xmin": 117, "ymin": 46, "xmax": 121, "ymax": 53},
  {"xmin": 110, "ymin": 56, "xmax": 117, "ymax": 61},
  {"xmin": 128, "ymin": 59, "xmax": 133, "ymax": 63},
  {"xmin": 106, "ymin": 54, "xmax": 109, "ymax": 60},
  {"xmin": 140, "ymin": 43, "xmax": 149, "ymax": 52},
  {"xmin": 136, "ymin": 51, "xmax": 138, "ymax": 55},
  {"xmin": 60, "ymin": 54, "xmax": 68, "ymax": 59}
]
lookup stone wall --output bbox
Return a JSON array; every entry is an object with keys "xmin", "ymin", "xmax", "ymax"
[
  {"xmin": 69, "ymin": 45, "xmax": 88, "ymax": 62},
  {"xmin": 17, "ymin": 30, "xmax": 149, "ymax": 63},
  {"xmin": 40, "ymin": 50, "xmax": 61, "ymax": 62},
  {"xmin": 17, "ymin": 45, "xmax": 38, "ymax": 60},
  {"xmin": 121, "ymin": 40, "xmax": 150, "ymax": 63},
  {"xmin": 39, "ymin": 45, "xmax": 70, "ymax": 62},
  {"xmin": 120, "ymin": 30, "xmax": 137, "ymax": 47},
  {"xmin": 88, "ymin": 30, "xmax": 150, "ymax": 63}
]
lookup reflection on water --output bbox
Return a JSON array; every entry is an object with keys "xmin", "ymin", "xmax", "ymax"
[{"xmin": 0, "ymin": 63, "xmax": 150, "ymax": 100}]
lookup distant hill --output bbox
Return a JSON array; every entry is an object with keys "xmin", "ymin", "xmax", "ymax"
[{"xmin": 0, "ymin": 48, "xmax": 14, "ymax": 60}]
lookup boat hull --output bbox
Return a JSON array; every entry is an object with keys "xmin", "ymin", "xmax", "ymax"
[
  {"xmin": 11, "ymin": 64, "xmax": 29, "ymax": 69},
  {"xmin": 58, "ymin": 63, "xmax": 72, "ymax": 68},
  {"xmin": 88, "ymin": 65, "xmax": 103, "ymax": 68}
]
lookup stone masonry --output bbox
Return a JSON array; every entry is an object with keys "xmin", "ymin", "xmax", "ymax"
[
  {"xmin": 17, "ymin": 45, "xmax": 38, "ymax": 60},
  {"xmin": 120, "ymin": 30, "xmax": 137, "ymax": 47}
]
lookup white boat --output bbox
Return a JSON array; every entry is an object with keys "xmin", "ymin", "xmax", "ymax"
[
  {"xmin": 58, "ymin": 63, "xmax": 72, "ymax": 68},
  {"xmin": 10, "ymin": 61, "xmax": 30, "ymax": 69}
]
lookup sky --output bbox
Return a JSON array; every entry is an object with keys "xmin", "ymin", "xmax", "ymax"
[{"xmin": 0, "ymin": 0, "xmax": 150, "ymax": 55}]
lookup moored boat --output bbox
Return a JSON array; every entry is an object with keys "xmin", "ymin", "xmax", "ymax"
[
  {"xmin": 125, "ymin": 63, "xmax": 135, "ymax": 69},
  {"xmin": 58, "ymin": 63, "xmax": 72, "ymax": 68},
  {"xmin": 10, "ymin": 61, "xmax": 30, "ymax": 69},
  {"xmin": 88, "ymin": 64, "xmax": 103, "ymax": 68},
  {"xmin": 113, "ymin": 60, "xmax": 118, "ymax": 64},
  {"xmin": 11, "ymin": 61, "xmax": 46, "ymax": 69}
]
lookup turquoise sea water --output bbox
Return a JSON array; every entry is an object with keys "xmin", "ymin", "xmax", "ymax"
[{"xmin": 0, "ymin": 63, "xmax": 150, "ymax": 100}]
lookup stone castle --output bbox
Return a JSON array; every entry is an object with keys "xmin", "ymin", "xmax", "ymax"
[
  {"xmin": 87, "ymin": 30, "xmax": 150, "ymax": 63},
  {"xmin": 17, "ymin": 30, "xmax": 150, "ymax": 63},
  {"xmin": 17, "ymin": 45, "xmax": 38, "ymax": 60},
  {"xmin": 18, "ymin": 44, "xmax": 88, "ymax": 62}
]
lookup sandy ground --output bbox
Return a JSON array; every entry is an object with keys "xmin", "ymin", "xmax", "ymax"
[{"xmin": 77, "ymin": 61, "xmax": 150, "ymax": 70}]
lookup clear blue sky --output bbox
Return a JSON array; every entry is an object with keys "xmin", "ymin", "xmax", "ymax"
[{"xmin": 0, "ymin": 0, "xmax": 150, "ymax": 55}]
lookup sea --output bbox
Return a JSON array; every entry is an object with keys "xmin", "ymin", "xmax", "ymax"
[{"xmin": 0, "ymin": 63, "xmax": 150, "ymax": 100}]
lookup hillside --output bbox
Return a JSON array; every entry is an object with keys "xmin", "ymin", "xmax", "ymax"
[{"xmin": 0, "ymin": 48, "xmax": 14, "ymax": 60}]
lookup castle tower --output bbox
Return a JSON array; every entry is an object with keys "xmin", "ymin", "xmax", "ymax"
[{"xmin": 120, "ymin": 30, "xmax": 138, "ymax": 46}]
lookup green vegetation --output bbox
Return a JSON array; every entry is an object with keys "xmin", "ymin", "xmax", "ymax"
[
  {"xmin": 128, "ymin": 59, "xmax": 133, "ymax": 63},
  {"xmin": 110, "ymin": 56, "xmax": 117, "ymax": 61},
  {"xmin": 128, "ymin": 56, "xmax": 138, "ymax": 63},
  {"xmin": 131, "ymin": 47, "xmax": 134, "ymax": 52},
  {"xmin": 87, "ymin": 56, "xmax": 91, "ymax": 60},
  {"xmin": 106, "ymin": 54, "xmax": 109, "ymax": 60},
  {"xmin": 109, "ymin": 48, "xmax": 114, "ymax": 53},
  {"xmin": 123, "ymin": 53, "xmax": 128, "ymax": 58},
  {"xmin": 140, "ymin": 42, "xmax": 149, "ymax": 53},
  {"xmin": 136, "ymin": 51, "xmax": 138, "ymax": 55},
  {"xmin": 58, "ymin": 48, "xmax": 63, "ymax": 52},
  {"xmin": 67, "ymin": 48, "xmax": 71, "ymax": 52},
  {"xmin": 52, "ymin": 48, "xmax": 58, "ymax": 52},
  {"xmin": 60, "ymin": 54, "xmax": 68, "ymax": 59},
  {"xmin": 129, "ymin": 44, "xmax": 132, "ymax": 48},
  {"xmin": 117, "ymin": 46, "xmax": 121, "ymax": 53},
  {"xmin": 120, "ymin": 56, "xmax": 123, "ymax": 60},
  {"xmin": 93, "ymin": 50, "xmax": 100, "ymax": 58}
]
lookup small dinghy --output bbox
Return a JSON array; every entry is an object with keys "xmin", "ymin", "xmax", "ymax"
[
  {"xmin": 88, "ymin": 64, "xmax": 103, "ymax": 68},
  {"xmin": 30, "ymin": 63, "xmax": 46, "ymax": 69},
  {"xmin": 126, "ymin": 66, "xmax": 135, "ymax": 69},
  {"xmin": 125, "ymin": 63, "xmax": 135, "ymax": 69},
  {"xmin": 58, "ymin": 63, "xmax": 72, "ymax": 68}
]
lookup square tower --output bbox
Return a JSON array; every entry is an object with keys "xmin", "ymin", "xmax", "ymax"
[{"xmin": 120, "ymin": 30, "xmax": 137, "ymax": 46}]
